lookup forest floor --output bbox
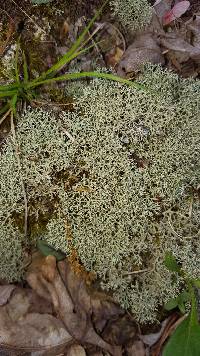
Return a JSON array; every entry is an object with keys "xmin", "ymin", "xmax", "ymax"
[{"xmin": 0, "ymin": 0, "xmax": 200, "ymax": 355}]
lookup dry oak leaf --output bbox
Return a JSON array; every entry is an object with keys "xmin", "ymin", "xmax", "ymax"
[{"xmin": 27, "ymin": 255, "xmax": 122, "ymax": 356}]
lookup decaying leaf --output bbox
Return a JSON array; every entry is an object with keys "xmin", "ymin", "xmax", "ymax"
[
  {"xmin": 117, "ymin": 33, "xmax": 165, "ymax": 77},
  {"xmin": 0, "ymin": 285, "xmax": 16, "ymax": 306},
  {"xmin": 126, "ymin": 340, "xmax": 146, "ymax": 356},
  {"xmin": 27, "ymin": 254, "xmax": 123, "ymax": 356},
  {"xmin": 0, "ymin": 287, "xmax": 72, "ymax": 352}
]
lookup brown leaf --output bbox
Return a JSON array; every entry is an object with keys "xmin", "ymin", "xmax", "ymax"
[
  {"xmin": 102, "ymin": 314, "xmax": 137, "ymax": 345},
  {"xmin": 0, "ymin": 285, "xmax": 16, "ymax": 306},
  {"xmin": 117, "ymin": 33, "xmax": 165, "ymax": 77},
  {"xmin": 27, "ymin": 258, "xmax": 122, "ymax": 356},
  {"xmin": 0, "ymin": 287, "xmax": 72, "ymax": 351},
  {"xmin": 126, "ymin": 340, "xmax": 146, "ymax": 356}
]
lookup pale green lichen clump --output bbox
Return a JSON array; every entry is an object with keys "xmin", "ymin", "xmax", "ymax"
[
  {"xmin": 110, "ymin": 0, "xmax": 152, "ymax": 31},
  {"xmin": 0, "ymin": 65, "xmax": 199, "ymax": 322}
]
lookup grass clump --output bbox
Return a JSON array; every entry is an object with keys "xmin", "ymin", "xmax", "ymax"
[{"xmin": 0, "ymin": 65, "xmax": 199, "ymax": 322}]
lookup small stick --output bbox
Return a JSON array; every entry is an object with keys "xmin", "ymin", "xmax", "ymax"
[
  {"xmin": 0, "ymin": 109, "xmax": 11, "ymax": 126},
  {"xmin": 123, "ymin": 268, "xmax": 150, "ymax": 275},
  {"xmin": 10, "ymin": 112, "xmax": 28, "ymax": 238}
]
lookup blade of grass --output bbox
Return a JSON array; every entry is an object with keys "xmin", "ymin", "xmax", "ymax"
[
  {"xmin": 22, "ymin": 51, "xmax": 29, "ymax": 83},
  {"xmin": 33, "ymin": 0, "xmax": 108, "ymax": 81},
  {"xmin": 10, "ymin": 93, "xmax": 18, "ymax": 116},
  {"xmin": 28, "ymin": 71, "xmax": 144, "ymax": 91},
  {"xmin": 29, "ymin": 41, "xmax": 103, "ymax": 86},
  {"xmin": 0, "ymin": 91, "xmax": 18, "ymax": 98},
  {"xmin": 15, "ymin": 40, "xmax": 20, "ymax": 84},
  {"xmin": 0, "ymin": 83, "xmax": 21, "ymax": 92}
]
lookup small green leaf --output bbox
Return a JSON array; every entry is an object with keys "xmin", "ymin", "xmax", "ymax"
[
  {"xmin": 165, "ymin": 297, "xmax": 179, "ymax": 311},
  {"xmin": 164, "ymin": 286, "xmax": 200, "ymax": 356},
  {"xmin": 10, "ymin": 94, "xmax": 18, "ymax": 116},
  {"xmin": 22, "ymin": 51, "xmax": 29, "ymax": 83},
  {"xmin": 164, "ymin": 252, "xmax": 181, "ymax": 273},
  {"xmin": 37, "ymin": 239, "xmax": 66, "ymax": 261}
]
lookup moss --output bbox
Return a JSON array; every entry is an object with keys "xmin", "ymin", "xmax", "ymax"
[{"xmin": 0, "ymin": 65, "xmax": 199, "ymax": 322}]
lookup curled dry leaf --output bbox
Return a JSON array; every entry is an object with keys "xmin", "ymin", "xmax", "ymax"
[
  {"xmin": 0, "ymin": 285, "xmax": 16, "ymax": 306},
  {"xmin": 27, "ymin": 255, "xmax": 123, "ymax": 356},
  {"xmin": 117, "ymin": 33, "xmax": 165, "ymax": 77}
]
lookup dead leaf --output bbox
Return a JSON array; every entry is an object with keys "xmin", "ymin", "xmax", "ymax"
[
  {"xmin": 117, "ymin": 33, "xmax": 165, "ymax": 77},
  {"xmin": 0, "ymin": 285, "xmax": 16, "ymax": 306},
  {"xmin": 102, "ymin": 314, "xmax": 137, "ymax": 345},
  {"xmin": 163, "ymin": 1, "xmax": 190, "ymax": 25},
  {"xmin": 126, "ymin": 340, "xmax": 146, "ymax": 356},
  {"xmin": 0, "ymin": 287, "xmax": 72, "ymax": 351},
  {"xmin": 27, "ymin": 256, "xmax": 122, "ymax": 356}
]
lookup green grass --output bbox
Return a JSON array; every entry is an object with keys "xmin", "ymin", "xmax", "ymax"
[{"xmin": 0, "ymin": 1, "xmax": 143, "ymax": 119}]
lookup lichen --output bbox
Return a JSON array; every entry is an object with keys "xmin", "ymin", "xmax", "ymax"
[
  {"xmin": 0, "ymin": 65, "xmax": 199, "ymax": 322},
  {"xmin": 110, "ymin": 0, "xmax": 152, "ymax": 31}
]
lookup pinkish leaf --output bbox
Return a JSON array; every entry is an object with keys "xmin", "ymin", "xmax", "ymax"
[
  {"xmin": 0, "ymin": 285, "xmax": 16, "ymax": 306},
  {"xmin": 163, "ymin": 1, "xmax": 190, "ymax": 25}
]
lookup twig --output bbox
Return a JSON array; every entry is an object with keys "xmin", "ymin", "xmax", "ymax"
[
  {"xmin": 123, "ymin": 268, "xmax": 150, "ymax": 275},
  {"xmin": 10, "ymin": 0, "xmax": 46, "ymax": 35},
  {"xmin": 0, "ymin": 108, "xmax": 11, "ymax": 126},
  {"xmin": 10, "ymin": 112, "xmax": 28, "ymax": 238}
]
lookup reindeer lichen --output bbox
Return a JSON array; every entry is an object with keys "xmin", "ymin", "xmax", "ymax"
[
  {"xmin": 110, "ymin": 0, "xmax": 152, "ymax": 31},
  {"xmin": 0, "ymin": 65, "xmax": 199, "ymax": 322}
]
